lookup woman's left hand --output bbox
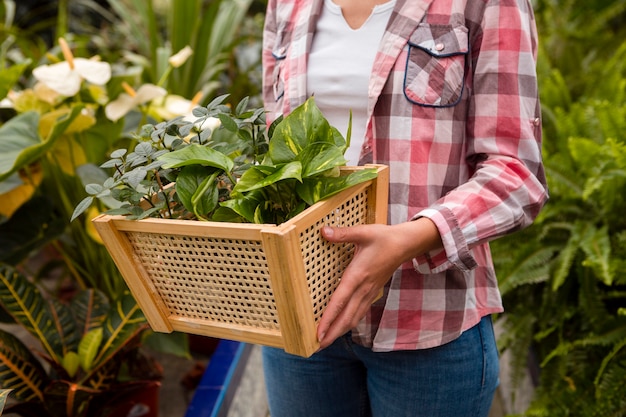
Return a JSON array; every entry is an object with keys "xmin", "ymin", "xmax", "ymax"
[{"xmin": 316, "ymin": 218, "xmax": 442, "ymax": 350}]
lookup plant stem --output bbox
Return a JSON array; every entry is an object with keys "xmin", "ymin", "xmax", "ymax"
[
  {"xmin": 155, "ymin": 170, "xmax": 173, "ymax": 218},
  {"xmin": 56, "ymin": 0, "xmax": 69, "ymax": 40}
]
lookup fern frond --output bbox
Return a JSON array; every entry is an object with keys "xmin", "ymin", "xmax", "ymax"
[
  {"xmin": 497, "ymin": 245, "xmax": 556, "ymax": 295},
  {"xmin": 594, "ymin": 336, "xmax": 626, "ymax": 388}
]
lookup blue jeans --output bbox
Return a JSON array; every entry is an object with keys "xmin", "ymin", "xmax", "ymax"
[{"xmin": 262, "ymin": 315, "xmax": 499, "ymax": 417}]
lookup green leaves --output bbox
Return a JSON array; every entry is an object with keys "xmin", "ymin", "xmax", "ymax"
[
  {"xmin": 234, "ymin": 162, "xmax": 303, "ymax": 193},
  {"xmin": 158, "ymin": 143, "xmax": 234, "ymax": 173},
  {"xmin": 490, "ymin": 4, "xmax": 626, "ymax": 413},
  {"xmin": 0, "ymin": 106, "xmax": 84, "ymax": 183},
  {"xmin": 0, "ymin": 329, "xmax": 48, "ymax": 403},
  {"xmin": 0, "ymin": 265, "xmax": 65, "ymax": 362},
  {"xmin": 267, "ymin": 96, "xmax": 345, "ymax": 165},
  {"xmin": 225, "ymin": 97, "xmax": 374, "ymax": 223},
  {"xmin": 77, "ymin": 96, "xmax": 378, "ymax": 225},
  {"xmin": 0, "ymin": 264, "xmax": 148, "ymax": 402},
  {"xmin": 296, "ymin": 168, "xmax": 379, "ymax": 206}
]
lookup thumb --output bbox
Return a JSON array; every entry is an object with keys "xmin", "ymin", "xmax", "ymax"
[{"xmin": 320, "ymin": 225, "xmax": 351, "ymax": 243}]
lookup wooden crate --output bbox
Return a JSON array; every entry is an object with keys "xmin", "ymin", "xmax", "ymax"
[{"xmin": 93, "ymin": 165, "xmax": 389, "ymax": 357}]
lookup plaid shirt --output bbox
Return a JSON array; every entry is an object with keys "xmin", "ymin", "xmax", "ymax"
[{"xmin": 263, "ymin": 0, "xmax": 548, "ymax": 351}]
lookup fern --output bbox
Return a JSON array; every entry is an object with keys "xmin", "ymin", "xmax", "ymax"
[
  {"xmin": 492, "ymin": 4, "xmax": 626, "ymax": 410},
  {"xmin": 495, "ymin": 244, "xmax": 556, "ymax": 295}
]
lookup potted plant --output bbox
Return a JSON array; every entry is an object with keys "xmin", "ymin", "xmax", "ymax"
[
  {"xmin": 0, "ymin": 264, "xmax": 162, "ymax": 417},
  {"xmin": 71, "ymin": 95, "xmax": 389, "ymax": 358}
]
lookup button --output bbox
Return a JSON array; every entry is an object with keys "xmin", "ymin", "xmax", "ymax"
[
  {"xmin": 435, "ymin": 43, "xmax": 445, "ymax": 51},
  {"xmin": 532, "ymin": 117, "xmax": 541, "ymax": 126}
]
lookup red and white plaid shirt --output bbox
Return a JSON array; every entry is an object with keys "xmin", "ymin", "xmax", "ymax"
[{"xmin": 263, "ymin": 0, "xmax": 548, "ymax": 351}]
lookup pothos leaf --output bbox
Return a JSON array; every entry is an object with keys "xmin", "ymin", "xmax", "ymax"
[
  {"xmin": 158, "ymin": 143, "xmax": 234, "ymax": 173},
  {"xmin": 176, "ymin": 166, "xmax": 220, "ymax": 217},
  {"xmin": 267, "ymin": 97, "xmax": 334, "ymax": 164},
  {"xmin": 219, "ymin": 192, "xmax": 263, "ymax": 223},
  {"xmin": 296, "ymin": 168, "xmax": 379, "ymax": 206},
  {"xmin": 297, "ymin": 142, "xmax": 346, "ymax": 178},
  {"xmin": 233, "ymin": 162, "xmax": 303, "ymax": 193}
]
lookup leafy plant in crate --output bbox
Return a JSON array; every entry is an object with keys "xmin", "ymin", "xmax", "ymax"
[
  {"xmin": 0, "ymin": 264, "xmax": 161, "ymax": 417},
  {"xmin": 72, "ymin": 94, "xmax": 378, "ymax": 224},
  {"xmin": 70, "ymin": 95, "xmax": 387, "ymax": 358}
]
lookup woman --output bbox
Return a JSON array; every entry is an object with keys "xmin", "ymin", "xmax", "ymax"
[{"xmin": 261, "ymin": 0, "xmax": 548, "ymax": 416}]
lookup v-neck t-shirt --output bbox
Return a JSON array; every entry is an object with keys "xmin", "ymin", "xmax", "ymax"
[{"xmin": 307, "ymin": 0, "xmax": 395, "ymax": 165}]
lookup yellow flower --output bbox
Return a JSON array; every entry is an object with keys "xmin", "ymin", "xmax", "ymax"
[
  {"xmin": 85, "ymin": 206, "xmax": 104, "ymax": 245},
  {"xmin": 32, "ymin": 38, "xmax": 111, "ymax": 97},
  {"xmin": 0, "ymin": 167, "xmax": 43, "ymax": 218},
  {"xmin": 105, "ymin": 82, "xmax": 167, "ymax": 122}
]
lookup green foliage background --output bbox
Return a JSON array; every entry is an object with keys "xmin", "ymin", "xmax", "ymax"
[{"xmin": 492, "ymin": 0, "xmax": 626, "ymax": 415}]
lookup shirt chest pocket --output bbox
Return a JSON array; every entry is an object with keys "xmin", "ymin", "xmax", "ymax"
[{"xmin": 404, "ymin": 24, "xmax": 469, "ymax": 107}]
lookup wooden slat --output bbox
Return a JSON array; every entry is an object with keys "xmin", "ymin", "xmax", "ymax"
[
  {"xmin": 92, "ymin": 216, "xmax": 174, "ymax": 333},
  {"xmin": 368, "ymin": 164, "xmax": 390, "ymax": 225},
  {"xmin": 262, "ymin": 225, "xmax": 319, "ymax": 357},
  {"xmin": 105, "ymin": 216, "xmax": 269, "ymax": 240},
  {"xmin": 170, "ymin": 318, "xmax": 283, "ymax": 349}
]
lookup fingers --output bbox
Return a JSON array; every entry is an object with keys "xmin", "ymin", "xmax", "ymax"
[
  {"xmin": 317, "ymin": 277, "xmax": 379, "ymax": 349},
  {"xmin": 316, "ymin": 224, "xmax": 393, "ymax": 349}
]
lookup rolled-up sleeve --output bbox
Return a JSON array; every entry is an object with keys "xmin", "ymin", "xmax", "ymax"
[{"xmin": 412, "ymin": 0, "xmax": 548, "ymax": 273}]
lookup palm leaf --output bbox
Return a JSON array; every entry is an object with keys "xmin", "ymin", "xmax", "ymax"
[
  {"xmin": 70, "ymin": 289, "xmax": 109, "ymax": 335},
  {"xmin": 0, "ymin": 389, "xmax": 12, "ymax": 413},
  {"xmin": 0, "ymin": 329, "xmax": 48, "ymax": 403},
  {"xmin": 81, "ymin": 292, "xmax": 146, "ymax": 388},
  {"xmin": 0, "ymin": 265, "xmax": 64, "ymax": 361},
  {"xmin": 48, "ymin": 298, "xmax": 80, "ymax": 357}
]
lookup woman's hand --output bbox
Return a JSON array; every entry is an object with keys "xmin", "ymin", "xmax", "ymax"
[{"xmin": 317, "ymin": 218, "xmax": 442, "ymax": 350}]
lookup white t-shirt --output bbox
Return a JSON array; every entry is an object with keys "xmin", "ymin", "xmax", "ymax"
[{"xmin": 307, "ymin": 0, "xmax": 395, "ymax": 165}]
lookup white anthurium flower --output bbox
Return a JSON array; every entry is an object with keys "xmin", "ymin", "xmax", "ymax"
[
  {"xmin": 168, "ymin": 46, "xmax": 193, "ymax": 68},
  {"xmin": 105, "ymin": 82, "xmax": 167, "ymax": 122},
  {"xmin": 151, "ymin": 92, "xmax": 220, "ymax": 142},
  {"xmin": 183, "ymin": 92, "xmax": 221, "ymax": 131},
  {"xmin": 151, "ymin": 94, "xmax": 196, "ymax": 120},
  {"xmin": 0, "ymin": 97, "xmax": 13, "ymax": 108},
  {"xmin": 32, "ymin": 38, "xmax": 111, "ymax": 97},
  {"xmin": 34, "ymin": 82, "xmax": 63, "ymax": 105}
]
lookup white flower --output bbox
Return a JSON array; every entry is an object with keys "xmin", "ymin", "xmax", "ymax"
[
  {"xmin": 168, "ymin": 46, "xmax": 193, "ymax": 68},
  {"xmin": 0, "ymin": 97, "xmax": 13, "ymax": 109},
  {"xmin": 33, "ymin": 82, "xmax": 62, "ymax": 105},
  {"xmin": 32, "ymin": 38, "xmax": 111, "ymax": 97},
  {"xmin": 105, "ymin": 82, "xmax": 167, "ymax": 122},
  {"xmin": 150, "ymin": 95, "xmax": 192, "ymax": 120}
]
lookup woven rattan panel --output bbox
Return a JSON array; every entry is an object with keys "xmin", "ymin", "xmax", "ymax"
[
  {"xmin": 125, "ymin": 233, "xmax": 280, "ymax": 330},
  {"xmin": 301, "ymin": 189, "xmax": 369, "ymax": 321}
]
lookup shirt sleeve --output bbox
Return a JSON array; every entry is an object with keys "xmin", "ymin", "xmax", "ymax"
[{"xmin": 414, "ymin": 0, "xmax": 548, "ymax": 273}]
